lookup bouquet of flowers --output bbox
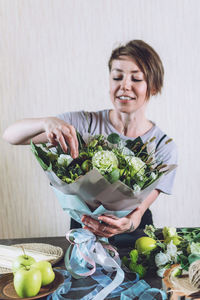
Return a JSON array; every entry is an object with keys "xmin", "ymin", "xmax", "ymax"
[
  {"xmin": 31, "ymin": 132, "xmax": 176, "ymax": 222},
  {"xmin": 31, "ymin": 132, "xmax": 176, "ymax": 299}
]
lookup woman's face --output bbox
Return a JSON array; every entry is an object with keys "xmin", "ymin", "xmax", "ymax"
[{"xmin": 109, "ymin": 56, "xmax": 148, "ymax": 114}]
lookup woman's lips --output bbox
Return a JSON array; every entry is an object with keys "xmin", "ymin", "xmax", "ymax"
[{"xmin": 116, "ymin": 96, "xmax": 136, "ymax": 103}]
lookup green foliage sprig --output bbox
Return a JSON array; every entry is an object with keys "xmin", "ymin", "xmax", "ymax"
[{"xmin": 124, "ymin": 226, "xmax": 200, "ymax": 278}]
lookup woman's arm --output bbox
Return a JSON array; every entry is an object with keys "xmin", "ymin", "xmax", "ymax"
[
  {"xmin": 81, "ymin": 189, "xmax": 160, "ymax": 237},
  {"xmin": 3, "ymin": 118, "xmax": 47, "ymax": 145},
  {"xmin": 3, "ymin": 117, "xmax": 79, "ymax": 158}
]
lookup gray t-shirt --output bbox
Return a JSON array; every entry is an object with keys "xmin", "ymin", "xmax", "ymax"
[{"xmin": 57, "ymin": 109, "xmax": 177, "ymax": 195}]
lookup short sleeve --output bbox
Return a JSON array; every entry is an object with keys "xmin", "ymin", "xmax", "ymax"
[
  {"xmin": 155, "ymin": 138, "xmax": 178, "ymax": 195},
  {"xmin": 56, "ymin": 111, "xmax": 92, "ymax": 135}
]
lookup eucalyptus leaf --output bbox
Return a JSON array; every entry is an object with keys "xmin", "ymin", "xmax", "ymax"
[
  {"xmin": 107, "ymin": 133, "xmax": 121, "ymax": 144},
  {"xmin": 106, "ymin": 168, "xmax": 120, "ymax": 184},
  {"xmin": 188, "ymin": 253, "xmax": 200, "ymax": 265}
]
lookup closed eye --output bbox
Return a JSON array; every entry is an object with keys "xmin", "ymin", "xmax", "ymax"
[
  {"xmin": 112, "ymin": 77, "xmax": 143, "ymax": 82},
  {"xmin": 113, "ymin": 77, "xmax": 122, "ymax": 81},
  {"xmin": 132, "ymin": 79, "xmax": 143, "ymax": 82}
]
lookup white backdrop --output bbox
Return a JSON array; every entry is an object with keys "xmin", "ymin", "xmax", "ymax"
[{"xmin": 0, "ymin": 0, "xmax": 200, "ymax": 238}]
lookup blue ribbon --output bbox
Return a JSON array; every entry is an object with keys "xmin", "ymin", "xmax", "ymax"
[
  {"xmin": 46, "ymin": 229, "xmax": 167, "ymax": 300},
  {"xmin": 47, "ymin": 269, "xmax": 167, "ymax": 300},
  {"xmin": 120, "ymin": 280, "xmax": 167, "ymax": 299}
]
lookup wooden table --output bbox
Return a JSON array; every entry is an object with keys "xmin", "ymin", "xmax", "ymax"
[{"xmin": 0, "ymin": 234, "xmax": 162, "ymax": 299}]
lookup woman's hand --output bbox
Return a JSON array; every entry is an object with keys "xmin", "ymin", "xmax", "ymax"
[
  {"xmin": 3, "ymin": 117, "xmax": 79, "ymax": 158},
  {"xmin": 43, "ymin": 117, "xmax": 79, "ymax": 158},
  {"xmin": 81, "ymin": 208, "xmax": 142, "ymax": 238}
]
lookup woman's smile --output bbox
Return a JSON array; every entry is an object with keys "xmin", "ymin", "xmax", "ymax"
[{"xmin": 116, "ymin": 95, "xmax": 136, "ymax": 103}]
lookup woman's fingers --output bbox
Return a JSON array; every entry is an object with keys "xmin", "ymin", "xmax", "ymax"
[
  {"xmin": 98, "ymin": 215, "xmax": 132, "ymax": 233},
  {"xmin": 83, "ymin": 225, "xmax": 114, "ymax": 238},
  {"xmin": 46, "ymin": 132, "xmax": 58, "ymax": 146},
  {"xmin": 69, "ymin": 125, "xmax": 79, "ymax": 157},
  {"xmin": 81, "ymin": 215, "xmax": 117, "ymax": 237},
  {"xmin": 60, "ymin": 125, "xmax": 79, "ymax": 158},
  {"xmin": 45, "ymin": 118, "xmax": 79, "ymax": 158},
  {"xmin": 64, "ymin": 131, "xmax": 78, "ymax": 158},
  {"xmin": 98, "ymin": 215, "xmax": 120, "ymax": 226}
]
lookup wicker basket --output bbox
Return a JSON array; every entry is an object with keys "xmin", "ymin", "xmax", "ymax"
[{"xmin": 0, "ymin": 243, "xmax": 63, "ymax": 274}]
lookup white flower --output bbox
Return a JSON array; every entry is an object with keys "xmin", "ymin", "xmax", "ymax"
[
  {"xmin": 166, "ymin": 241, "xmax": 178, "ymax": 260},
  {"xmin": 155, "ymin": 252, "xmax": 170, "ymax": 267},
  {"xmin": 125, "ymin": 156, "xmax": 146, "ymax": 176},
  {"xmin": 150, "ymin": 172, "xmax": 157, "ymax": 180},
  {"xmin": 57, "ymin": 154, "xmax": 73, "ymax": 166},
  {"xmin": 157, "ymin": 267, "xmax": 168, "ymax": 278},
  {"xmin": 133, "ymin": 184, "xmax": 141, "ymax": 193},
  {"xmin": 121, "ymin": 146, "xmax": 134, "ymax": 156}
]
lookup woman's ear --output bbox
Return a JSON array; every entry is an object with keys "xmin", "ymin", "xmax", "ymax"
[{"xmin": 151, "ymin": 88, "xmax": 157, "ymax": 96}]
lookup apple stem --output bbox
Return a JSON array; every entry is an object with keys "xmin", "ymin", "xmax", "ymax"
[
  {"xmin": 20, "ymin": 263, "xmax": 30, "ymax": 270},
  {"xmin": 21, "ymin": 246, "xmax": 27, "ymax": 257}
]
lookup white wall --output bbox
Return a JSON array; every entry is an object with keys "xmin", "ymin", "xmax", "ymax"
[{"xmin": 0, "ymin": 0, "xmax": 200, "ymax": 238}]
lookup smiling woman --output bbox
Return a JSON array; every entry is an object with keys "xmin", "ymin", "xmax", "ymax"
[{"xmin": 3, "ymin": 40, "xmax": 177, "ymax": 246}]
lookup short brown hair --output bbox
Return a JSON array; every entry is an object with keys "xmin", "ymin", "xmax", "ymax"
[{"xmin": 108, "ymin": 40, "xmax": 164, "ymax": 99}]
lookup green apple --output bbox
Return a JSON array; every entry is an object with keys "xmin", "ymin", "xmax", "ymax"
[
  {"xmin": 135, "ymin": 237, "xmax": 157, "ymax": 255},
  {"xmin": 14, "ymin": 265, "xmax": 42, "ymax": 298},
  {"xmin": 12, "ymin": 255, "xmax": 36, "ymax": 273},
  {"xmin": 32, "ymin": 261, "xmax": 55, "ymax": 286}
]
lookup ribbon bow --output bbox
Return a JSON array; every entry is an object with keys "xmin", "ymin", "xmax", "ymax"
[{"xmin": 64, "ymin": 228, "xmax": 124, "ymax": 300}]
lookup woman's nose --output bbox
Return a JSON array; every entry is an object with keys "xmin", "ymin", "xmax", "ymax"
[{"xmin": 121, "ymin": 77, "xmax": 132, "ymax": 90}]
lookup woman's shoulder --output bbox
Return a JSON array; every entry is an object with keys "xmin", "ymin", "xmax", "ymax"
[
  {"xmin": 149, "ymin": 124, "xmax": 177, "ymax": 164},
  {"xmin": 57, "ymin": 109, "xmax": 108, "ymax": 121},
  {"xmin": 148, "ymin": 123, "xmax": 176, "ymax": 150},
  {"xmin": 57, "ymin": 109, "xmax": 109, "ymax": 134}
]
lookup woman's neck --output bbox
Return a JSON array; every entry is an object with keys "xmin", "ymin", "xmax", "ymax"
[{"xmin": 109, "ymin": 109, "xmax": 153, "ymax": 138}]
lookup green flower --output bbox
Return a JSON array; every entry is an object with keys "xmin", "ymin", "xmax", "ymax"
[
  {"xmin": 162, "ymin": 227, "xmax": 177, "ymax": 239},
  {"xmin": 130, "ymin": 249, "xmax": 138, "ymax": 264},
  {"xmin": 129, "ymin": 262, "xmax": 147, "ymax": 278},
  {"xmin": 92, "ymin": 150, "xmax": 118, "ymax": 174},
  {"xmin": 190, "ymin": 242, "xmax": 200, "ymax": 255}
]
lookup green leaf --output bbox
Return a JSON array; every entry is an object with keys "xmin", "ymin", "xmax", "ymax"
[
  {"xmin": 106, "ymin": 168, "xmax": 120, "ymax": 184},
  {"xmin": 122, "ymin": 256, "xmax": 129, "ymax": 267},
  {"xmin": 177, "ymin": 254, "xmax": 189, "ymax": 270},
  {"xmin": 194, "ymin": 232, "xmax": 200, "ymax": 242},
  {"xmin": 125, "ymin": 137, "xmax": 147, "ymax": 156},
  {"xmin": 188, "ymin": 253, "xmax": 200, "ymax": 265},
  {"xmin": 31, "ymin": 141, "xmax": 51, "ymax": 170},
  {"xmin": 76, "ymin": 131, "xmax": 85, "ymax": 150},
  {"xmin": 107, "ymin": 133, "xmax": 121, "ymax": 144}
]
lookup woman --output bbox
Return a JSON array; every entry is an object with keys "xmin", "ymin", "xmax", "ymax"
[{"xmin": 3, "ymin": 40, "xmax": 177, "ymax": 245}]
